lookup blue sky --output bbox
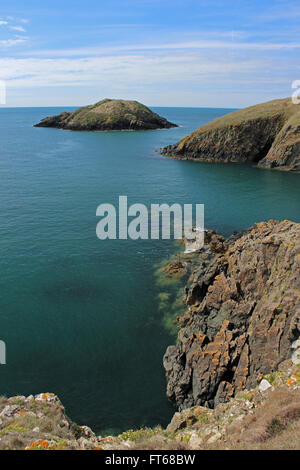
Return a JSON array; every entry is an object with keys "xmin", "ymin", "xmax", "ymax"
[{"xmin": 0, "ymin": 0, "xmax": 299, "ymax": 107}]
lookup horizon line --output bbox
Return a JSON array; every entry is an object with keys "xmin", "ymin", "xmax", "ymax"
[{"xmin": 0, "ymin": 104, "xmax": 242, "ymax": 110}]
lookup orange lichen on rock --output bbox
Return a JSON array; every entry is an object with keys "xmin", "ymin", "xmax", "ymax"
[
  {"xmin": 28, "ymin": 440, "xmax": 50, "ymax": 450},
  {"xmin": 164, "ymin": 220, "xmax": 300, "ymax": 410},
  {"xmin": 287, "ymin": 375, "xmax": 298, "ymax": 386}
]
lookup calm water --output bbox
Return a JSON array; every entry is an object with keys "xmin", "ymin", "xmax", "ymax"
[{"xmin": 0, "ymin": 106, "xmax": 299, "ymax": 433}]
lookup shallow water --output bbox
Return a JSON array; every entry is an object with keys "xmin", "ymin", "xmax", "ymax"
[{"xmin": 0, "ymin": 106, "xmax": 299, "ymax": 433}]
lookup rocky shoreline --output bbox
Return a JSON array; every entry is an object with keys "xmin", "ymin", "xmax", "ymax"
[
  {"xmin": 0, "ymin": 362, "xmax": 299, "ymax": 450},
  {"xmin": 1, "ymin": 219, "xmax": 299, "ymax": 450},
  {"xmin": 163, "ymin": 220, "xmax": 300, "ymax": 410},
  {"xmin": 161, "ymin": 98, "xmax": 300, "ymax": 171}
]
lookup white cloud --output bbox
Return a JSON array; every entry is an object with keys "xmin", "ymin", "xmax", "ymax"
[
  {"xmin": 0, "ymin": 53, "xmax": 286, "ymax": 90},
  {"xmin": 10, "ymin": 26, "xmax": 26, "ymax": 32},
  {"xmin": 21, "ymin": 39, "xmax": 300, "ymax": 59},
  {"xmin": 0, "ymin": 24, "xmax": 296, "ymax": 107},
  {"xmin": 0, "ymin": 38, "xmax": 28, "ymax": 47},
  {"xmin": 0, "ymin": 20, "xmax": 8, "ymax": 25}
]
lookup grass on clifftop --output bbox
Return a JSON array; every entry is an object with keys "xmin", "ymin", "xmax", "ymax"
[{"xmin": 193, "ymin": 97, "xmax": 299, "ymax": 132}]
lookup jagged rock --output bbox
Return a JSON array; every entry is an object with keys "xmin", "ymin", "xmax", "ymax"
[
  {"xmin": 8, "ymin": 396, "xmax": 25, "ymax": 403},
  {"xmin": 259, "ymin": 112, "xmax": 300, "ymax": 170},
  {"xmin": 80, "ymin": 425, "xmax": 95, "ymax": 438},
  {"xmin": 161, "ymin": 98, "xmax": 300, "ymax": 171},
  {"xmin": 291, "ymin": 339, "xmax": 300, "ymax": 365},
  {"xmin": 167, "ymin": 405, "xmax": 212, "ymax": 433},
  {"xmin": 35, "ymin": 393, "xmax": 58, "ymax": 403},
  {"xmin": 163, "ymin": 260, "xmax": 187, "ymax": 277},
  {"xmin": 207, "ymin": 432, "xmax": 222, "ymax": 444},
  {"xmin": 25, "ymin": 395, "xmax": 34, "ymax": 403},
  {"xmin": 34, "ymin": 99, "xmax": 177, "ymax": 131},
  {"xmin": 163, "ymin": 220, "xmax": 300, "ymax": 410},
  {"xmin": 188, "ymin": 433, "xmax": 203, "ymax": 449},
  {"xmin": 278, "ymin": 359, "xmax": 293, "ymax": 372},
  {"xmin": 78, "ymin": 437, "xmax": 91, "ymax": 450},
  {"xmin": 164, "ymin": 365, "xmax": 299, "ymax": 448},
  {"xmin": 0, "ymin": 405, "xmax": 20, "ymax": 418},
  {"xmin": 204, "ymin": 230, "xmax": 227, "ymax": 253}
]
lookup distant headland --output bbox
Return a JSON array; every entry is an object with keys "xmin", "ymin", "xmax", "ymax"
[{"xmin": 161, "ymin": 98, "xmax": 300, "ymax": 171}]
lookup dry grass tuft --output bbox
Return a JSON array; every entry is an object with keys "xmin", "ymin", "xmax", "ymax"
[
  {"xmin": 131, "ymin": 436, "xmax": 189, "ymax": 450},
  {"xmin": 212, "ymin": 386, "xmax": 300, "ymax": 450}
]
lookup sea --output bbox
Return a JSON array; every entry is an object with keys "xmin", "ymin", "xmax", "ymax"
[{"xmin": 0, "ymin": 106, "xmax": 299, "ymax": 433}]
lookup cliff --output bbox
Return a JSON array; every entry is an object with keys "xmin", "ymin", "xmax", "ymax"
[
  {"xmin": 0, "ymin": 220, "xmax": 299, "ymax": 450},
  {"xmin": 0, "ymin": 363, "xmax": 299, "ymax": 450},
  {"xmin": 163, "ymin": 220, "xmax": 300, "ymax": 410},
  {"xmin": 161, "ymin": 98, "xmax": 300, "ymax": 171},
  {"xmin": 34, "ymin": 99, "xmax": 177, "ymax": 131}
]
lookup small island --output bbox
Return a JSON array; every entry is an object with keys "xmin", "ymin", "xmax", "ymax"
[
  {"xmin": 34, "ymin": 99, "xmax": 178, "ymax": 131},
  {"xmin": 161, "ymin": 97, "xmax": 300, "ymax": 171}
]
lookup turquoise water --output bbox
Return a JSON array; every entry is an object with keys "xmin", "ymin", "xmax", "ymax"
[{"xmin": 0, "ymin": 106, "xmax": 299, "ymax": 433}]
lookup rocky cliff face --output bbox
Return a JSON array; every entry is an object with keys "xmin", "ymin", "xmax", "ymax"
[
  {"xmin": 34, "ymin": 99, "xmax": 177, "ymax": 131},
  {"xmin": 163, "ymin": 220, "xmax": 300, "ymax": 410},
  {"xmin": 259, "ymin": 112, "xmax": 300, "ymax": 170},
  {"xmin": 161, "ymin": 98, "xmax": 300, "ymax": 171}
]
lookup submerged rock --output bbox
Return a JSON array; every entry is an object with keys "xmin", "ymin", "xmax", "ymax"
[
  {"xmin": 162, "ymin": 260, "xmax": 187, "ymax": 277},
  {"xmin": 34, "ymin": 99, "xmax": 177, "ymax": 131},
  {"xmin": 161, "ymin": 98, "xmax": 300, "ymax": 171}
]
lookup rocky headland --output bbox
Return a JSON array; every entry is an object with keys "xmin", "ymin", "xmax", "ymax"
[
  {"xmin": 34, "ymin": 99, "xmax": 177, "ymax": 131},
  {"xmin": 1, "ymin": 220, "xmax": 299, "ymax": 450},
  {"xmin": 163, "ymin": 220, "xmax": 300, "ymax": 410},
  {"xmin": 161, "ymin": 98, "xmax": 300, "ymax": 171}
]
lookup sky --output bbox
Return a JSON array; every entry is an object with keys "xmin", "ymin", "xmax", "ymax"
[{"xmin": 0, "ymin": 0, "xmax": 299, "ymax": 107}]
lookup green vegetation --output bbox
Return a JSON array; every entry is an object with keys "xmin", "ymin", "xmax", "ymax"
[
  {"xmin": 162, "ymin": 97, "xmax": 300, "ymax": 171},
  {"xmin": 35, "ymin": 99, "xmax": 177, "ymax": 131},
  {"xmin": 119, "ymin": 426, "xmax": 176, "ymax": 443},
  {"xmin": 264, "ymin": 371, "xmax": 285, "ymax": 385},
  {"xmin": 182, "ymin": 97, "xmax": 299, "ymax": 134},
  {"xmin": 0, "ymin": 425, "xmax": 29, "ymax": 435}
]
